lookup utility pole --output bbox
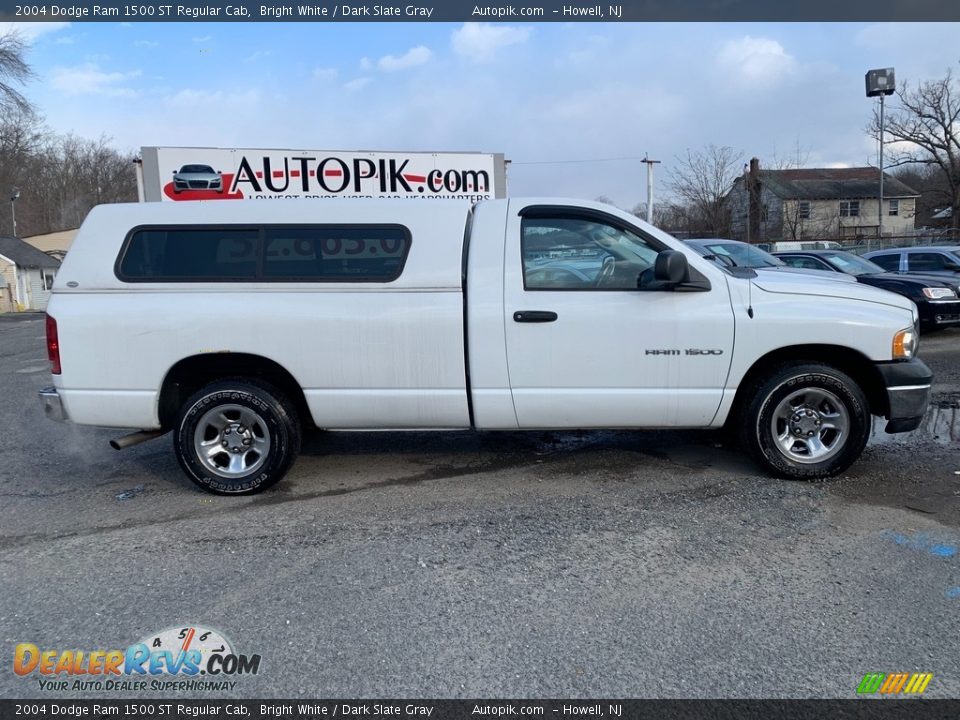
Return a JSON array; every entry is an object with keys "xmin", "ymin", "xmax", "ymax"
[
  {"xmin": 10, "ymin": 188, "xmax": 20, "ymax": 237},
  {"xmin": 641, "ymin": 156, "xmax": 661, "ymax": 224},
  {"xmin": 743, "ymin": 163, "xmax": 750, "ymax": 244}
]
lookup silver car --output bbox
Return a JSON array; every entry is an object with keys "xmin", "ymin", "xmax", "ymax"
[
  {"xmin": 684, "ymin": 238, "xmax": 856, "ymax": 282},
  {"xmin": 172, "ymin": 164, "xmax": 224, "ymax": 194}
]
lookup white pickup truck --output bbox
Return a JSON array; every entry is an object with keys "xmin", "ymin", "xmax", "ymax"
[{"xmin": 39, "ymin": 198, "xmax": 932, "ymax": 494}]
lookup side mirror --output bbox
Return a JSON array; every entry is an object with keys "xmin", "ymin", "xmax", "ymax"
[
  {"xmin": 654, "ymin": 250, "xmax": 689, "ymax": 284},
  {"xmin": 944, "ymin": 262, "xmax": 960, "ymax": 271}
]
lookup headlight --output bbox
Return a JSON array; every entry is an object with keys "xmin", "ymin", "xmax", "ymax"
[
  {"xmin": 892, "ymin": 327, "xmax": 917, "ymax": 359},
  {"xmin": 922, "ymin": 287, "xmax": 956, "ymax": 299}
]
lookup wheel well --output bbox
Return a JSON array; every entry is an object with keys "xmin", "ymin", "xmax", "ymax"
[
  {"xmin": 158, "ymin": 353, "xmax": 310, "ymax": 430},
  {"xmin": 726, "ymin": 345, "xmax": 888, "ymax": 427}
]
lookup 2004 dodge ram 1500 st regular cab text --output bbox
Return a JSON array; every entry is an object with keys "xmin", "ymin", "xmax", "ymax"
[{"xmin": 39, "ymin": 198, "xmax": 932, "ymax": 494}]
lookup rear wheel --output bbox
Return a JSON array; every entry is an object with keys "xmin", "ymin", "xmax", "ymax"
[
  {"xmin": 174, "ymin": 379, "xmax": 300, "ymax": 494},
  {"xmin": 740, "ymin": 363, "xmax": 870, "ymax": 479}
]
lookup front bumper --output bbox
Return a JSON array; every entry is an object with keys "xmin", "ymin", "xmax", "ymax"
[
  {"xmin": 918, "ymin": 299, "xmax": 960, "ymax": 328},
  {"xmin": 875, "ymin": 359, "xmax": 932, "ymax": 433},
  {"xmin": 39, "ymin": 386, "xmax": 68, "ymax": 423}
]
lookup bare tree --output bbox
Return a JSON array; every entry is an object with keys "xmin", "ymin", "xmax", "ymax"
[
  {"xmin": 870, "ymin": 64, "xmax": 960, "ymax": 231},
  {"xmin": 27, "ymin": 134, "xmax": 137, "ymax": 233},
  {"xmin": 0, "ymin": 106, "xmax": 46, "ymax": 235},
  {"xmin": 0, "ymin": 31, "xmax": 34, "ymax": 115},
  {"xmin": 768, "ymin": 142, "xmax": 811, "ymax": 171},
  {"xmin": 781, "ymin": 200, "xmax": 805, "ymax": 242},
  {"xmin": 892, "ymin": 165, "xmax": 945, "ymax": 227},
  {"xmin": 0, "ymin": 34, "xmax": 136, "ymax": 237},
  {"xmin": 667, "ymin": 145, "xmax": 744, "ymax": 236},
  {"xmin": 630, "ymin": 200, "xmax": 690, "ymax": 232},
  {"xmin": 780, "ymin": 199, "xmax": 842, "ymax": 242},
  {"xmin": 0, "ymin": 123, "xmax": 136, "ymax": 236}
]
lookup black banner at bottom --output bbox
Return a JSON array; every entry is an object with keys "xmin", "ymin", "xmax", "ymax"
[{"xmin": 2, "ymin": 700, "xmax": 960, "ymax": 720}]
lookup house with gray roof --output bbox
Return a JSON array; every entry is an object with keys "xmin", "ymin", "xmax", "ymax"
[
  {"xmin": 0, "ymin": 236, "xmax": 61, "ymax": 312},
  {"xmin": 728, "ymin": 161, "xmax": 920, "ymax": 243}
]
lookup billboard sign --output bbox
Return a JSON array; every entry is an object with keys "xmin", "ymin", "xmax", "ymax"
[{"xmin": 139, "ymin": 147, "xmax": 506, "ymax": 203}]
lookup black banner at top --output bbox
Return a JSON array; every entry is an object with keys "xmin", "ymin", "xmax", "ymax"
[{"xmin": 0, "ymin": 0, "xmax": 958, "ymax": 22}]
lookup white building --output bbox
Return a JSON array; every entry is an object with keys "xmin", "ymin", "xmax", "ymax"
[
  {"xmin": 0, "ymin": 236, "xmax": 61, "ymax": 312},
  {"xmin": 728, "ymin": 163, "xmax": 920, "ymax": 242}
]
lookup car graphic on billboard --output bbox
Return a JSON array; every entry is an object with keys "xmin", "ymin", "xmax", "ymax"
[{"xmin": 172, "ymin": 164, "xmax": 224, "ymax": 194}]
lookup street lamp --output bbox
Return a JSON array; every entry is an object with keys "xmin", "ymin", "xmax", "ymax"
[
  {"xmin": 866, "ymin": 68, "xmax": 895, "ymax": 247},
  {"xmin": 9, "ymin": 188, "xmax": 20, "ymax": 237}
]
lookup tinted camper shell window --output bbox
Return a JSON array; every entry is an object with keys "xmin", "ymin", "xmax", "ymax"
[{"xmin": 115, "ymin": 224, "xmax": 411, "ymax": 283}]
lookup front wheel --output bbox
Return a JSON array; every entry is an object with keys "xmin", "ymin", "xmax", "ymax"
[
  {"xmin": 174, "ymin": 379, "xmax": 301, "ymax": 495},
  {"xmin": 740, "ymin": 363, "xmax": 871, "ymax": 479}
]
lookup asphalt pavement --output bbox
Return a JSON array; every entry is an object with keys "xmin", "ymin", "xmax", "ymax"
[{"xmin": 1, "ymin": 314, "xmax": 959, "ymax": 699}]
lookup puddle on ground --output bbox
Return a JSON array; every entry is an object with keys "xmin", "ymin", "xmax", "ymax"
[{"xmin": 871, "ymin": 398, "xmax": 960, "ymax": 446}]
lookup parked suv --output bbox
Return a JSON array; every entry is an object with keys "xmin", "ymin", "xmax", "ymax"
[{"xmin": 864, "ymin": 246, "xmax": 960, "ymax": 280}]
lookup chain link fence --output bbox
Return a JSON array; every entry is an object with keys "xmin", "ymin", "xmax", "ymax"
[{"xmin": 840, "ymin": 231, "xmax": 960, "ymax": 256}]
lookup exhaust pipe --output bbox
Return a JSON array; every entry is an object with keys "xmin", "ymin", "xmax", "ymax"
[{"xmin": 110, "ymin": 430, "xmax": 166, "ymax": 451}]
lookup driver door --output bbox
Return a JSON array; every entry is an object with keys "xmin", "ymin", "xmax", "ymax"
[{"xmin": 503, "ymin": 202, "xmax": 735, "ymax": 428}]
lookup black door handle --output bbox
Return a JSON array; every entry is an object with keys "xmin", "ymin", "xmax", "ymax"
[{"xmin": 513, "ymin": 311, "xmax": 558, "ymax": 323}]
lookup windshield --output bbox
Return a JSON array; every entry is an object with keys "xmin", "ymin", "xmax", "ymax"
[
  {"xmin": 822, "ymin": 252, "xmax": 885, "ymax": 276},
  {"xmin": 179, "ymin": 165, "xmax": 216, "ymax": 174},
  {"xmin": 701, "ymin": 242, "xmax": 784, "ymax": 268}
]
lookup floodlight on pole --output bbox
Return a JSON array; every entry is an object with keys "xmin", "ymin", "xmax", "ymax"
[{"xmin": 866, "ymin": 68, "xmax": 895, "ymax": 246}]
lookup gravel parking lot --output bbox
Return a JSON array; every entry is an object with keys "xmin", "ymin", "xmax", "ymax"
[{"xmin": 2, "ymin": 313, "xmax": 959, "ymax": 698}]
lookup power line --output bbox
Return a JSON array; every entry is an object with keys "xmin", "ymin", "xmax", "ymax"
[{"xmin": 509, "ymin": 156, "xmax": 649, "ymax": 166}]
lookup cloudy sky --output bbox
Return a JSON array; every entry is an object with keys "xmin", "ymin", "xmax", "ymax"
[{"xmin": 5, "ymin": 20, "xmax": 959, "ymax": 207}]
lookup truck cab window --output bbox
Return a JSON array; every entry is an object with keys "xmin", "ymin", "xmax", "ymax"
[{"xmin": 521, "ymin": 216, "xmax": 658, "ymax": 290}]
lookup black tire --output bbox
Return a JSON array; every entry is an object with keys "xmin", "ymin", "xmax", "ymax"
[
  {"xmin": 174, "ymin": 378, "xmax": 301, "ymax": 495},
  {"xmin": 739, "ymin": 363, "xmax": 871, "ymax": 480}
]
